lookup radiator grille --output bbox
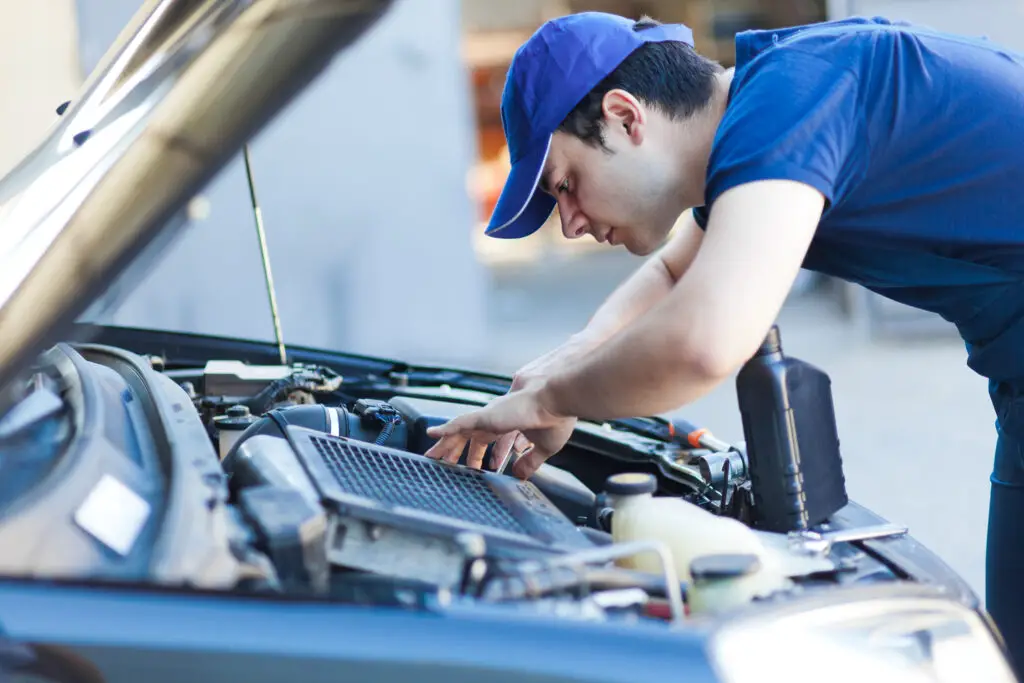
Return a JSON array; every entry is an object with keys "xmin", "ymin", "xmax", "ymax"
[{"xmin": 309, "ymin": 435, "xmax": 526, "ymax": 534}]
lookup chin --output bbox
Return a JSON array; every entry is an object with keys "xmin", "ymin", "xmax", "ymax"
[
  {"xmin": 623, "ymin": 241, "xmax": 657, "ymax": 257},
  {"xmin": 619, "ymin": 232, "xmax": 658, "ymax": 256}
]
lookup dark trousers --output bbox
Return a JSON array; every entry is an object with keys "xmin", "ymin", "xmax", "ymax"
[{"xmin": 986, "ymin": 379, "xmax": 1024, "ymax": 673}]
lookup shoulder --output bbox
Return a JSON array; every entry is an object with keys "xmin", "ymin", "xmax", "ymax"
[
  {"xmin": 731, "ymin": 17, "xmax": 908, "ymax": 76},
  {"xmin": 693, "ymin": 30, "xmax": 873, "ymax": 227},
  {"xmin": 730, "ymin": 37, "xmax": 863, "ymax": 99}
]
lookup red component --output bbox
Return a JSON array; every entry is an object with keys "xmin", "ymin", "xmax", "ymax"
[{"xmin": 644, "ymin": 600, "xmax": 690, "ymax": 620}]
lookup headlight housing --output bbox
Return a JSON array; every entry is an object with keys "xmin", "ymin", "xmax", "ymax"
[{"xmin": 706, "ymin": 591, "xmax": 1016, "ymax": 683}]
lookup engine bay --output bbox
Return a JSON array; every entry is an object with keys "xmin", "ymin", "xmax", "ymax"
[{"xmin": 0, "ymin": 338, "xmax": 917, "ymax": 628}]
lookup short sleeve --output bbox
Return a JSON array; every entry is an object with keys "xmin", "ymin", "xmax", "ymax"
[
  {"xmin": 703, "ymin": 48, "xmax": 863, "ymax": 217},
  {"xmin": 692, "ymin": 205, "xmax": 709, "ymax": 229}
]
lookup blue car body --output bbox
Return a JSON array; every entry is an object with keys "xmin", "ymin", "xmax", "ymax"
[{"xmin": 0, "ymin": 1, "xmax": 1015, "ymax": 681}]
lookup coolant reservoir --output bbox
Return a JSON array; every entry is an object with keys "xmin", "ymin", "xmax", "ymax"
[
  {"xmin": 213, "ymin": 405, "xmax": 259, "ymax": 460},
  {"xmin": 605, "ymin": 473, "xmax": 789, "ymax": 615}
]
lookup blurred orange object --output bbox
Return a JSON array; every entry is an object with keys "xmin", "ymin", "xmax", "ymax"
[{"xmin": 472, "ymin": 145, "xmax": 510, "ymax": 221}]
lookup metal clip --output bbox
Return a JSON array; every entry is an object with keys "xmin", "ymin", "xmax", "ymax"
[{"xmin": 788, "ymin": 523, "xmax": 908, "ymax": 555}]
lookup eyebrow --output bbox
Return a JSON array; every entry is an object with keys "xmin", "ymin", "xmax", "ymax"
[{"xmin": 539, "ymin": 168, "xmax": 556, "ymax": 196}]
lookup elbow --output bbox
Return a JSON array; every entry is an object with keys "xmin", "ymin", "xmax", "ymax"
[
  {"xmin": 682, "ymin": 326, "xmax": 771, "ymax": 382},
  {"xmin": 686, "ymin": 346, "xmax": 738, "ymax": 384},
  {"xmin": 660, "ymin": 293, "xmax": 760, "ymax": 384},
  {"xmin": 675, "ymin": 333, "xmax": 741, "ymax": 384}
]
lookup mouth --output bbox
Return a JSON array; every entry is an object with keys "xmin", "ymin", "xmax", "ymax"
[{"xmin": 590, "ymin": 227, "xmax": 619, "ymax": 245}]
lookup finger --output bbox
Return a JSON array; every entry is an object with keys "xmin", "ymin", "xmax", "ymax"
[
  {"xmin": 441, "ymin": 434, "xmax": 470, "ymax": 464},
  {"xmin": 426, "ymin": 412, "xmax": 479, "ymax": 439},
  {"xmin": 424, "ymin": 434, "xmax": 467, "ymax": 464},
  {"xmin": 490, "ymin": 432, "xmax": 518, "ymax": 471},
  {"xmin": 512, "ymin": 447, "xmax": 547, "ymax": 480},
  {"xmin": 423, "ymin": 438, "xmax": 444, "ymax": 459},
  {"xmin": 423, "ymin": 437, "xmax": 449, "ymax": 460},
  {"xmin": 513, "ymin": 432, "xmax": 534, "ymax": 455},
  {"xmin": 424, "ymin": 428, "xmax": 459, "ymax": 459},
  {"xmin": 426, "ymin": 420, "xmax": 460, "ymax": 439},
  {"xmin": 466, "ymin": 435, "xmax": 489, "ymax": 469}
]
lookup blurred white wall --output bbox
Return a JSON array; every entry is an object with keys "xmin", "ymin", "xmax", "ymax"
[
  {"xmin": 0, "ymin": 0, "xmax": 490, "ymax": 368},
  {"xmin": 828, "ymin": 0, "xmax": 1024, "ymax": 50},
  {"xmin": 0, "ymin": 1, "xmax": 81, "ymax": 177}
]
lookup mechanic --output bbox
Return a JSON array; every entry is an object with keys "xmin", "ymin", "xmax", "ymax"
[{"xmin": 423, "ymin": 11, "xmax": 1024, "ymax": 666}]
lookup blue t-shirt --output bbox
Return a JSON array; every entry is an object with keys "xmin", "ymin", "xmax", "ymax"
[{"xmin": 693, "ymin": 17, "xmax": 1024, "ymax": 383}]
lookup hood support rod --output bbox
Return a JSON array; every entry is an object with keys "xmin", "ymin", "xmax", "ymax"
[{"xmin": 243, "ymin": 143, "xmax": 288, "ymax": 366}]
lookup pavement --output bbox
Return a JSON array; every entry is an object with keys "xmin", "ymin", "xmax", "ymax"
[{"xmin": 480, "ymin": 248, "xmax": 995, "ymax": 602}]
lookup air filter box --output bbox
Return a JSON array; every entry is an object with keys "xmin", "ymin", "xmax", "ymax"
[
  {"xmin": 284, "ymin": 426, "xmax": 595, "ymax": 588},
  {"xmin": 388, "ymin": 395, "xmax": 596, "ymax": 523}
]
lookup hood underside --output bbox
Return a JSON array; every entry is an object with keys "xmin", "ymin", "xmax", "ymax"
[{"xmin": 0, "ymin": 0, "xmax": 394, "ymax": 410}]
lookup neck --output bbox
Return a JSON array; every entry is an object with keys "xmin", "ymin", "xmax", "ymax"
[
  {"xmin": 712, "ymin": 67, "xmax": 735, "ymax": 114},
  {"xmin": 673, "ymin": 67, "xmax": 735, "ymax": 208}
]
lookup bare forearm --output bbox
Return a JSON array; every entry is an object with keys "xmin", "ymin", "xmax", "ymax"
[
  {"xmin": 542, "ymin": 291, "xmax": 722, "ymax": 421},
  {"xmin": 538, "ymin": 181, "xmax": 826, "ymax": 422},
  {"xmin": 581, "ymin": 257, "xmax": 674, "ymax": 343},
  {"xmin": 579, "ymin": 212, "xmax": 704, "ymax": 345}
]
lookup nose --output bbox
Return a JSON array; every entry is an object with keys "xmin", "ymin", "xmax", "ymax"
[{"xmin": 557, "ymin": 197, "xmax": 588, "ymax": 240}]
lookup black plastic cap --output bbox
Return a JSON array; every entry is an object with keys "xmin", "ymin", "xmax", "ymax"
[
  {"xmin": 604, "ymin": 472, "xmax": 657, "ymax": 496},
  {"xmin": 72, "ymin": 130, "xmax": 91, "ymax": 146},
  {"xmin": 55, "ymin": 100, "xmax": 71, "ymax": 116},
  {"xmin": 227, "ymin": 405, "xmax": 252, "ymax": 418},
  {"xmin": 214, "ymin": 404, "xmax": 258, "ymax": 431},
  {"xmin": 690, "ymin": 553, "xmax": 761, "ymax": 582},
  {"xmin": 755, "ymin": 325, "xmax": 782, "ymax": 356}
]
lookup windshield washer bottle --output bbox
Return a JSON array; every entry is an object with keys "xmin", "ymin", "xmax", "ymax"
[{"xmin": 603, "ymin": 473, "xmax": 788, "ymax": 614}]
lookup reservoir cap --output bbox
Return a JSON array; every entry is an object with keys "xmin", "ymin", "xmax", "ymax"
[
  {"xmin": 755, "ymin": 325, "xmax": 782, "ymax": 356},
  {"xmin": 604, "ymin": 472, "xmax": 657, "ymax": 496},
  {"xmin": 213, "ymin": 404, "xmax": 258, "ymax": 431},
  {"xmin": 690, "ymin": 553, "xmax": 761, "ymax": 582}
]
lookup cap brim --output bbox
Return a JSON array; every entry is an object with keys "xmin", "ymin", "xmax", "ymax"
[{"xmin": 484, "ymin": 136, "xmax": 556, "ymax": 239}]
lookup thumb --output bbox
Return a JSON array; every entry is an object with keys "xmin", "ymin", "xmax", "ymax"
[{"xmin": 511, "ymin": 447, "xmax": 548, "ymax": 480}]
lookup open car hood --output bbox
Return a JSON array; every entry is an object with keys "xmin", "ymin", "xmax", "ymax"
[{"xmin": 0, "ymin": 0, "xmax": 394, "ymax": 407}]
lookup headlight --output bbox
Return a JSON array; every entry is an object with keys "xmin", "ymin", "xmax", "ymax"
[{"xmin": 707, "ymin": 595, "xmax": 1016, "ymax": 683}]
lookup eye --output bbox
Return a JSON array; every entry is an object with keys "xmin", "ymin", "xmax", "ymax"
[{"xmin": 557, "ymin": 178, "xmax": 569, "ymax": 194}]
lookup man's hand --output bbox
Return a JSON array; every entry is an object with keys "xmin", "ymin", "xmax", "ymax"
[
  {"xmin": 482, "ymin": 334, "xmax": 594, "ymax": 471},
  {"xmin": 423, "ymin": 383, "xmax": 576, "ymax": 479},
  {"xmin": 448, "ymin": 214, "xmax": 705, "ymax": 473}
]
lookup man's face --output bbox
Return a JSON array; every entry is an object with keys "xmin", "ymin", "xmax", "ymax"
[{"xmin": 538, "ymin": 93, "xmax": 697, "ymax": 256}]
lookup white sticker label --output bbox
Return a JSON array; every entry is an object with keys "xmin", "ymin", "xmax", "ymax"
[{"xmin": 74, "ymin": 474, "xmax": 151, "ymax": 556}]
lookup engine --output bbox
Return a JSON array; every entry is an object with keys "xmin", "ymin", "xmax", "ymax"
[
  {"xmin": 0, "ymin": 347, "xmax": 868, "ymax": 628},
  {"xmin": 199, "ymin": 362, "xmax": 636, "ymax": 605},
  {"xmin": 185, "ymin": 359, "xmax": 845, "ymax": 623}
]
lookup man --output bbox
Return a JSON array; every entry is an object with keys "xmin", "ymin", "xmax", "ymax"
[{"xmin": 423, "ymin": 12, "xmax": 1024, "ymax": 664}]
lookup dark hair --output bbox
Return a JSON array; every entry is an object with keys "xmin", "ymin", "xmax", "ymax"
[{"xmin": 558, "ymin": 16, "xmax": 723, "ymax": 149}]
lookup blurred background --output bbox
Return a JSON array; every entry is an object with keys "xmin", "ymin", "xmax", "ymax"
[{"xmin": 4, "ymin": 0, "xmax": 1024, "ymax": 603}]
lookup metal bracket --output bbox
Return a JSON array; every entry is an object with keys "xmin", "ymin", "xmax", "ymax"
[
  {"xmin": 788, "ymin": 522, "xmax": 909, "ymax": 555},
  {"xmin": 515, "ymin": 540, "xmax": 686, "ymax": 626}
]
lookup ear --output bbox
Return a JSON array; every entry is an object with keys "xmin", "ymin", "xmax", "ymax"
[{"xmin": 601, "ymin": 89, "xmax": 645, "ymax": 144}]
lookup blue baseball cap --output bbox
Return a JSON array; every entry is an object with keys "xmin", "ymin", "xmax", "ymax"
[{"xmin": 485, "ymin": 12, "xmax": 695, "ymax": 239}]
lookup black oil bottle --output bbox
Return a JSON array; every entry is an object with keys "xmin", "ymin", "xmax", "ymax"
[{"xmin": 735, "ymin": 325, "xmax": 848, "ymax": 532}]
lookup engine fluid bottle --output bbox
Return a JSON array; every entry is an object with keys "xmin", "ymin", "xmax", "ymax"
[
  {"xmin": 604, "ymin": 473, "xmax": 788, "ymax": 614},
  {"xmin": 736, "ymin": 325, "xmax": 849, "ymax": 533}
]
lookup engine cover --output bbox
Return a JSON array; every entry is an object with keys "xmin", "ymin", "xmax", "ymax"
[{"xmin": 284, "ymin": 426, "xmax": 596, "ymax": 588}]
